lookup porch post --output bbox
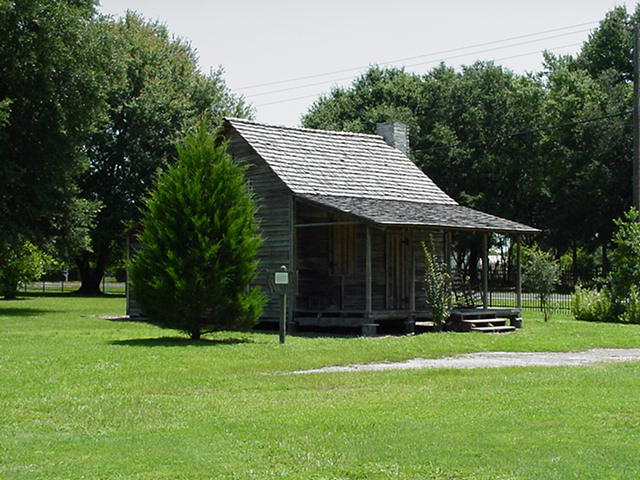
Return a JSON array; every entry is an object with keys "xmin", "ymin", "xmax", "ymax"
[
  {"xmin": 444, "ymin": 230, "xmax": 452, "ymax": 274},
  {"xmin": 365, "ymin": 225, "xmax": 372, "ymax": 316},
  {"xmin": 482, "ymin": 232, "xmax": 489, "ymax": 309},
  {"xmin": 516, "ymin": 234, "xmax": 522, "ymax": 310},
  {"xmin": 410, "ymin": 230, "xmax": 416, "ymax": 312},
  {"xmin": 445, "ymin": 230, "xmax": 453, "ymax": 309},
  {"xmin": 288, "ymin": 195, "xmax": 296, "ymax": 323}
]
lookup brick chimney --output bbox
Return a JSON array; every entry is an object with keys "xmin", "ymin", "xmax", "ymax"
[{"xmin": 376, "ymin": 122, "xmax": 409, "ymax": 155}]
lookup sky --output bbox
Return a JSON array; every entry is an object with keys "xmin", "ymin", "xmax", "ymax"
[{"xmin": 98, "ymin": 0, "xmax": 639, "ymax": 127}]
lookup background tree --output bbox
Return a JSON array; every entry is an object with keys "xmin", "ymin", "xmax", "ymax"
[
  {"xmin": 0, "ymin": 241, "xmax": 51, "ymax": 300},
  {"xmin": 522, "ymin": 245, "xmax": 560, "ymax": 322},
  {"xmin": 76, "ymin": 12, "xmax": 252, "ymax": 294},
  {"xmin": 129, "ymin": 122, "xmax": 265, "ymax": 340},
  {"xmin": 0, "ymin": 0, "xmax": 112, "ymax": 253}
]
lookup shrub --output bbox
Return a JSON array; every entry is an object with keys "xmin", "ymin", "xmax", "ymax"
[
  {"xmin": 618, "ymin": 285, "xmax": 640, "ymax": 324},
  {"xmin": 422, "ymin": 237, "xmax": 452, "ymax": 330},
  {"xmin": 0, "ymin": 241, "xmax": 51, "ymax": 299},
  {"xmin": 571, "ymin": 285, "xmax": 612, "ymax": 322},
  {"xmin": 522, "ymin": 245, "xmax": 560, "ymax": 322},
  {"xmin": 128, "ymin": 122, "xmax": 266, "ymax": 340},
  {"xmin": 571, "ymin": 208, "xmax": 640, "ymax": 324},
  {"xmin": 608, "ymin": 208, "xmax": 640, "ymax": 304}
]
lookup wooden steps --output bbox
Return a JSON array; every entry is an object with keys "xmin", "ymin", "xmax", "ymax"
[
  {"xmin": 450, "ymin": 308, "xmax": 520, "ymax": 334},
  {"xmin": 470, "ymin": 325, "xmax": 516, "ymax": 333}
]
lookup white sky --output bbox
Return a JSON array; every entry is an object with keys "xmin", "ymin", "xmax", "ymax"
[{"xmin": 98, "ymin": 0, "xmax": 638, "ymax": 127}]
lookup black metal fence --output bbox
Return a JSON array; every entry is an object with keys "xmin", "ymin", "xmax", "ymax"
[
  {"xmin": 487, "ymin": 289, "xmax": 572, "ymax": 312},
  {"xmin": 455, "ymin": 267, "xmax": 574, "ymax": 313}
]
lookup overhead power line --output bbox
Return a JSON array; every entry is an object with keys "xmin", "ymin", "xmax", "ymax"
[
  {"xmin": 255, "ymin": 42, "xmax": 582, "ymax": 108},
  {"xmin": 239, "ymin": 20, "xmax": 598, "ymax": 91},
  {"xmin": 414, "ymin": 111, "xmax": 633, "ymax": 154},
  {"xmin": 247, "ymin": 31, "xmax": 589, "ymax": 99}
]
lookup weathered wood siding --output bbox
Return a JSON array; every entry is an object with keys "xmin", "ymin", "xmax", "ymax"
[
  {"xmin": 226, "ymin": 129, "xmax": 292, "ymax": 322},
  {"xmin": 295, "ymin": 201, "xmax": 366, "ymax": 312},
  {"xmin": 294, "ymin": 208, "xmax": 446, "ymax": 316}
]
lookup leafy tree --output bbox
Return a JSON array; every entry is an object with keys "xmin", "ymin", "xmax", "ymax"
[
  {"xmin": 304, "ymin": 66, "xmax": 423, "ymax": 137},
  {"xmin": 607, "ymin": 208, "xmax": 640, "ymax": 305},
  {"xmin": 575, "ymin": 5, "xmax": 640, "ymax": 83},
  {"xmin": 129, "ymin": 122, "xmax": 265, "ymax": 340},
  {"xmin": 0, "ymin": 0, "xmax": 111, "ymax": 251},
  {"xmin": 571, "ymin": 208, "xmax": 640, "ymax": 324},
  {"xmin": 0, "ymin": 240, "xmax": 51, "ymax": 299},
  {"xmin": 76, "ymin": 12, "xmax": 252, "ymax": 295},
  {"xmin": 522, "ymin": 245, "xmax": 560, "ymax": 322}
]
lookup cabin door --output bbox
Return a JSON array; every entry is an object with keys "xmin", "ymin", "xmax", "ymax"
[{"xmin": 386, "ymin": 230, "xmax": 411, "ymax": 309}]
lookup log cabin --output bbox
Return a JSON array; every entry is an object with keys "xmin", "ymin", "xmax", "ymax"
[{"xmin": 127, "ymin": 118, "xmax": 538, "ymax": 334}]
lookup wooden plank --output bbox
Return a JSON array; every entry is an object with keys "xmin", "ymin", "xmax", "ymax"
[
  {"xmin": 365, "ymin": 225, "xmax": 372, "ymax": 315},
  {"xmin": 471, "ymin": 325, "xmax": 516, "ymax": 333},
  {"xmin": 410, "ymin": 230, "xmax": 416, "ymax": 311},
  {"xmin": 516, "ymin": 234, "xmax": 522, "ymax": 310},
  {"xmin": 295, "ymin": 221, "xmax": 360, "ymax": 228},
  {"xmin": 482, "ymin": 232, "xmax": 489, "ymax": 310}
]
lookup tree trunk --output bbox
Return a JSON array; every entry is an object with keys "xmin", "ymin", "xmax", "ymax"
[
  {"xmin": 2, "ymin": 286, "xmax": 17, "ymax": 300},
  {"xmin": 190, "ymin": 330, "xmax": 201, "ymax": 340},
  {"xmin": 76, "ymin": 247, "xmax": 109, "ymax": 295}
]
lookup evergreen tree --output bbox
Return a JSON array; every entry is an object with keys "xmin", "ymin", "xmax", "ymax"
[{"xmin": 129, "ymin": 122, "xmax": 265, "ymax": 340}]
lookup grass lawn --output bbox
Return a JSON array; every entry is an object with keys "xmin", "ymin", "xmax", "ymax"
[{"xmin": 2, "ymin": 295, "xmax": 640, "ymax": 479}]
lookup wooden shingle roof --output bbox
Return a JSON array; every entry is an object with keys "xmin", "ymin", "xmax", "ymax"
[
  {"xmin": 225, "ymin": 118, "xmax": 538, "ymax": 234},
  {"xmin": 226, "ymin": 118, "xmax": 456, "ymax": 204},
  {"xmin": 299, "ymin": 195, "xmax": 539, "ymax": 233}
]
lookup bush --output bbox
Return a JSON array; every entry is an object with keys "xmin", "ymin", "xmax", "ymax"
[
  {"xmin": 0, "ymin": 241, "xmax": 51, "ymax": 299},
  {"xmin": 571, "ymin": 208, "xmax": 640, "ymax": 324},
  {"xmin": 618, "ymin": 285, "xmax": 640, "ymax": 324},
  {"xmin": 608, "ymin": 208, "xmax": 640, "ymax": 304},
  {"xmin": 571, "ymin": 285, "xmax": 612, "ymax": 322},
  {"xmin": 422, "ymin": 237, "xmax": 452, "ymax": 330},
  {"xmin": 128, "ymin": 122, "xmax": 266, "ymax": 340},
  {"xmin": 522, "ymin": 245, "xmax": 560, "ymax": 322}
]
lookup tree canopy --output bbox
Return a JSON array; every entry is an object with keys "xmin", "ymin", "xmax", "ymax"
[
  {"xmin": 0, "ymin": 0, "xmax": 111, "ymax": 251},
  {"xmin": 76, "ymin": 12, "xmax": 252, "ymax": 294}
]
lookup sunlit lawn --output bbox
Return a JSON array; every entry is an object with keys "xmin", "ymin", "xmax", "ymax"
[{"xmin": 2, "ymin": 294, "xmax": 640, "ymax": 479}]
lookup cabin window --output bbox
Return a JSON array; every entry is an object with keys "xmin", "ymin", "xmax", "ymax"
[{"xmin": 331, "ymin": 224, "xmax": 356, "ymax": 276}]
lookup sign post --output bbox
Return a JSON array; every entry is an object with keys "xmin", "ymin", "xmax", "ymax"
[{"xmin": 274, "ymin": 265, "xmax": 289, "ymax": 344}]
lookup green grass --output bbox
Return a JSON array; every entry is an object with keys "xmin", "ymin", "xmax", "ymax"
[{"xmin": 2, "ymin": 295, "xmax": 640, "ymax": 479}]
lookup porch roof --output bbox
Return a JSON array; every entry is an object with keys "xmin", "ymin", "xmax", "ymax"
[{"xmin": 298, "ymin": 194, "xmax": 539, "ymax": 234}]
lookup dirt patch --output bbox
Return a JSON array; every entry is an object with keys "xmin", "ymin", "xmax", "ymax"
[{"xmin": 292, "ymin": 348, "xmax": 640, "ymax": 374}]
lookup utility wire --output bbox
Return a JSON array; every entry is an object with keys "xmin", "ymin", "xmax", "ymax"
[
  {"xmin": 414, "ymin": 111, "xmax": 633, "ymax": 154},
  {"xmin": 247, "ymin": 30, "xmax": 589, "ymax": 99},
  {"xmin": 255, "ymin": 43, "xmax": 582, "ymax": 107},
  {"xmin": 239, "ymin": 20, "xmax": 597, "ymax": 91}
]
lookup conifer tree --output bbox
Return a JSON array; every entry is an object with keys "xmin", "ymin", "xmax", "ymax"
[{"xmin": 129, "ymin": 122, "xmax": 265, "ymax": 339}]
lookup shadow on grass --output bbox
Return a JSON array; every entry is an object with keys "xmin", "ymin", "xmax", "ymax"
[
  {"xmin": 20, "ymin": 291, "xmax": 125, "ymax": 299},
  {"xmin": 0, "ymin": 307, "xmax": 58, "ymax": 317},
  {"xmin": 110, "ymin": 336, "xmax": 254, "ymax": 347}
]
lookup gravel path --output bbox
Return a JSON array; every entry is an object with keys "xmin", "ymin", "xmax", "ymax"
[{"xmin": 292, "ymin": 348, "xmax": 640, "ymax": 374}]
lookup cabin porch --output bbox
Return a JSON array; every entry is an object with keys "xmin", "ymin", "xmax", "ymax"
[{"xmin": 290, "ymin": 198, "xmax": 525, "ymax": 335}]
